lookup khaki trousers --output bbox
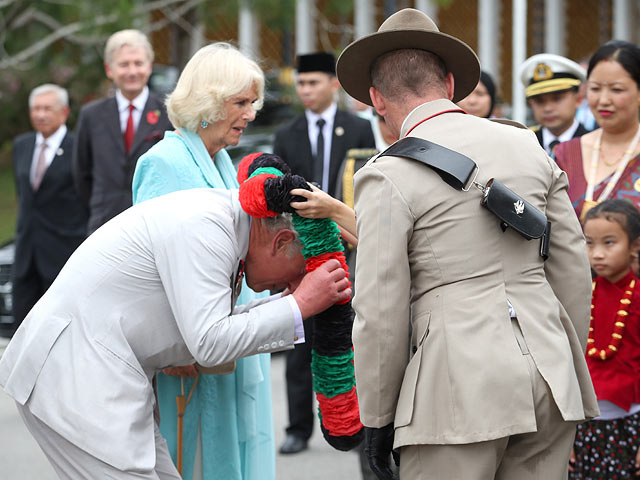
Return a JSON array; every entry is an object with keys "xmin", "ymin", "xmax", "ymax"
[
  {"xmin": 399, "ymin": 321, "xmax": 579, "ymax": 480},
  {"xmin": 17, "ymin": 402, "xmax": 181, "ymax": 480}
]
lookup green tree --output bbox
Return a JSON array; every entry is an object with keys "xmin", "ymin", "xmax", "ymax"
[{"xmin": 0, "ymin": 0, "xmax": 205, "ymax": 156}]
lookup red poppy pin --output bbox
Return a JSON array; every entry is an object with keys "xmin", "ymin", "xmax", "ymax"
[{"xmin": 146, "ymin": 110, "xmax": 160, "ymax": 125}]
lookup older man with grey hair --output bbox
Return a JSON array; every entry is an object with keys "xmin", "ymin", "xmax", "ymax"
[
  {"xmin": 0, "ymin": 187, "xmax": 350, "ymax": 479},
  {"xmin": 337, "ymin": 8, "xmax": 598, "ymax": 480},
  {"xmin": 10, "ymin": 83, "xmax": 88, "ymax": 334},
  {"xmin": 73, "ymin": 29, "xmax": 172, "ymax": 235}
]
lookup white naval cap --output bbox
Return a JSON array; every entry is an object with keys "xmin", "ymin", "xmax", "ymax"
[{"xmin": 519, "ymin": 53, "xmax": 586, "ymax": 98}]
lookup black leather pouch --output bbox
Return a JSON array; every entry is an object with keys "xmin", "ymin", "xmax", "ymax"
[
  {"xmin": 480, "ymin": 179, "xmax": 547, "ymax": 240},
  {"xmin": 381, "ymin": 137, "xmax": 552, "ymax": 259}
]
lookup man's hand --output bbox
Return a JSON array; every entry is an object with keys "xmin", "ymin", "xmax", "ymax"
[
  {"xmin": 364, "ymin": 424, "xmax": 399, "ymax": 480},
  {"xmin": 292, "ymin": 259, "xmax": 351, "ymax": 318},
  {"xmin": 162, "ymin": 365, "xmax": 198, "ymax": 377}
]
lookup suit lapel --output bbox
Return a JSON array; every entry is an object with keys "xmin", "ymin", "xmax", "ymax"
[
  {"xmin": 535, "ymin": 128, "xmax": 543, "ymax": 147},
  {"xmin": 17, "ymin": 133, "xmax": 36, "ymax": 197},
  {"xmin": 130, "ymin": 94, "xmax": 161, "ymax": 156},
  {"xmin": 295, "ymin": 115, "xmax": 314, "ymax": 179},
  {"xmin": 329, "ymin": 110, "xmax": 347, "ymax": 192},
  {"xmin": 102, "ymin": 97, "xmax": 126, "ymax": 158},
  {"xmin": 40, "ymin": 133, "xmax": 68, "ymax": 184},
  {"xmin": 19, "ymin": 133, "xmax": 36, "ymax": 179}
]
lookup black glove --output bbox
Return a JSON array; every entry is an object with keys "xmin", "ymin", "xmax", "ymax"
[{"xmin": 364, "ymin": 424, "xmax": 399, "ymax": 480}]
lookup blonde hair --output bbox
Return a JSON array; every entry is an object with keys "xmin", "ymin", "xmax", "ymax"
[
  {"xmin": 104, "ymin": 29, "xmax": 154, "ymax": 65},
  {"xmin": 166, "ymin": 43, "xmax": 265, "ymax": 131}
]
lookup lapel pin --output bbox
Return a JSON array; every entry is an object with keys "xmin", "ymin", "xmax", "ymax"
[
  {"xmin": 335, "ymin": 126, "xmax": 344, "ymax": 137},
  {"xmin": 56, "ymin": 148, "xmax": 64, "ymax": 156}
]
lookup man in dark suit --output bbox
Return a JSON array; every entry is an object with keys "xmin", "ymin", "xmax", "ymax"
[
  {"xmin": 11, "ymin": 84, "xmax": 88, "ymax": 331},
  {"xmin": 274, "ymin": 52, "xmax": 376, "ymax": 198},
  {"xmin": 73, "ymin": 29, "xmax": 171, "ymax": 234},
  {"xmin": 273, "ymin": 52, "xmax": 375, "ymax": 455},
  {"xmin": 519, "ymin": 53, "xmax": 590, "ymax": 156}
]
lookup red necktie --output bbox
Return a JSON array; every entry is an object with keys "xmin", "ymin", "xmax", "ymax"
[{"xmin": 124, "ymin": 104, "xmax": 135, "ymax": 154}]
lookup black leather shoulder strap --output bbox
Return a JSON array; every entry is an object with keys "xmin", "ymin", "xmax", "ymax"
[{"xmin": 380, "ymin": 137, "xmax": 477, "ymax": 191}]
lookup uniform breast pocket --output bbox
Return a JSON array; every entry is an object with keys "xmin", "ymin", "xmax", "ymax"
[{"xmin": 395, "ymin": 311, "xmax": 430, "ymax": 427}]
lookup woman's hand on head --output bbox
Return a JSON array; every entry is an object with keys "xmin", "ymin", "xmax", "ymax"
[{"xmin": 290, "ymin": 183, "xmax": 341, "ymax": 219}]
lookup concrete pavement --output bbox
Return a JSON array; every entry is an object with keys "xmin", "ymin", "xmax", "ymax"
[{"xmin": 0, "ymin": 341, "xmax": 361, "ymax": 479}]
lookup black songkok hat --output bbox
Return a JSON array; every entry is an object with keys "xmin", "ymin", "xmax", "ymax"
[{"xmin": 296, "ymin": 52, "xmax": 336, "ymax": 75}]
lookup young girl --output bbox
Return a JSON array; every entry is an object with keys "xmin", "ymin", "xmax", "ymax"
[{"xmin": 570, "ymin": 199, "xmax": 640, "ymax": 478}]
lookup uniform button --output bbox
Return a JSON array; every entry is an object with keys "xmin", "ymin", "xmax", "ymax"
[
  {"xmin": 412, "ymin": 346, "xmax": 417, "ymax": 354},
  {"xmin": 271, "ymin": 342, "xmax": 278, "ymax": 349},
  {"xmin": 279, "ymin": 340, "xmax": 285, "ymax": 347},
  {"xmin": 293, "ymin": 336, "xmax": 299, "ymax": 341},
  {"xmin": 258, "ymin": 346, "xmax": 264, "ymax": 352}
]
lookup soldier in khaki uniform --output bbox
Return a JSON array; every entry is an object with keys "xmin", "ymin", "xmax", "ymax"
[{"xmin": 336, "ymin": 9, "xmax": 598, "ymax": 480}]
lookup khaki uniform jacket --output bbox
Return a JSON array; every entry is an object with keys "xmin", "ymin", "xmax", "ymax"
[{"xmin": 352, "ymin": 99, "xmax": 598, "ymax": 447}]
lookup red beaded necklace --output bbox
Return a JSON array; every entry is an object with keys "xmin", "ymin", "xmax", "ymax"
[{"xmin": 587, "ymin": 277, "xmax": 636, "ymax": 361}]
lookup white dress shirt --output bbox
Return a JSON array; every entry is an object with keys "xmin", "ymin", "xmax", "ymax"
[
  {"xmin": 305, "ymin": 102, "xmax": 337, "ymax": 192},
  {"xmin": 542, "ymin": 119, "xmax": 580, "ymax": 155},
  {"xmin": 30, "ymin": 124, "xmax": 67, "ymax": 186},
  {"xmin": 115, "ymin": 86, "xmax": 149, "ymax": 133}
]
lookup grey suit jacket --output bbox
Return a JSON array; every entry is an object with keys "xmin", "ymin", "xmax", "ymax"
[
  {"xmin": 0, "ymin": 189, "xmax": 297, "ymax": 470},
  {"xmin": 352, "ymin": 99, "xmax": 598, "ymax": 448},
  {"xmin": 73, "ymin": 93, "xmax": 172, "ymax": 234}
]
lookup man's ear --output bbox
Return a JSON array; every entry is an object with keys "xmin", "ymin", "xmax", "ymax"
[
  {"xmin": 331, "ymin": 75, "xmax": 340, "ymax": 94},
  {"xmin": 272, "ymin": 229, "xmax": 297, "ymax": 255},
  {"xmin": 104, "ymin": 62, "xmax": 113, "ymax": 81},
  {"xmin": 370, "ymin": 86, "xmax": 386, "ymax": 117},
  {"xmin": 445, "ymin": 72, "xmax": 455, "ymax": 101}
]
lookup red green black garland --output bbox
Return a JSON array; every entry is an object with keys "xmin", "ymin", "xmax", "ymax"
[{"xmin": 237, "ymin": 152, "xmax": 364, "ymax": 451}]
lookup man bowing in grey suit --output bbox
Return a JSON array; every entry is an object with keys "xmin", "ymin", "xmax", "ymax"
[
  {"xmin": 73, "ymin": 29, "xmax": 171, "ymax": 235},
  {"xmin": 0, "ymin": 187, "xmax": 350, "ymax": 479},
  {"xmin": 337, "ymin": 8, "xmax": 598, "ymax": 480}
]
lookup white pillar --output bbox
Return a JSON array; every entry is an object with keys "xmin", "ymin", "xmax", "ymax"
[
  {"xmin": 296, "ymin": 0, "xmax": 316, "ymax": 54},
  {"xmin": 613, "ymin": 0, "xmax": 632, "ymax": 41},
  {"xmin": 415, "ymin": 0, "xmax": 438, "ymax": 24},
  {"xmin": 544, "ymin": 0, "xmax": 565, "ymax": 55},
  {"xmin": 354, "ymin": 0, "xmax": 375, "ymax": 38},
  {"xmin": 478, "ymin": 0, "xmax": 500, "ymax": 80},
  {"xmin": 512, "ymin": 0, "xmax": 527, "ymax": 124},
  {"xmin": 238, "ymin": 1, "xmax": 259, "ymax": 57}
]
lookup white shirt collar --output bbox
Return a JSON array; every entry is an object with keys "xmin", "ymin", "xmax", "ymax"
[
  {"xmin": 35, "ymin": 124, "xmax": 67, "ymax": 150},
  {"xmin": 115, "ymin": 86, "xmax": 149, "ymax": 113},
  {"xmin": 542, "ymin": 119, "xmax": 579, "ymax": 153},
  {"xmin": 305, "ymin": 102, "xmax": 337, "ymax": 128}
]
